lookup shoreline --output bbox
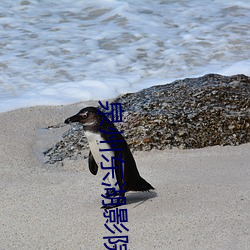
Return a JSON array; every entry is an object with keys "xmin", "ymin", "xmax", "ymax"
[{"xmin": 0, "ymin": 103, "xmax": 249, "ymax": 249}]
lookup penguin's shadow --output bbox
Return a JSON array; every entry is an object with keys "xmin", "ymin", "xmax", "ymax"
[{"xmin": 126, "ymin": 191, "xmax": 157, "ymax": 208}]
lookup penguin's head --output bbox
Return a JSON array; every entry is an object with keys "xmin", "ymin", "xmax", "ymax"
[{"xmin": 64, "ymin": 107, "xmax": 101, "ymax": 127}]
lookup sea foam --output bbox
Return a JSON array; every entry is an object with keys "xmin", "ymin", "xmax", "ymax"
[{"xmin": 0, "ymin": 0, "xmax": 249, "ymax": 112}]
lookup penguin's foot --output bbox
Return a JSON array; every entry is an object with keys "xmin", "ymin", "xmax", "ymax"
[
  {"xmin": 101, "ymin": 197, "xmax": 126, "ymax": 209},
  {"xmin": 101, "ymin": 203, "xmax": 123, "ymax": 209}
]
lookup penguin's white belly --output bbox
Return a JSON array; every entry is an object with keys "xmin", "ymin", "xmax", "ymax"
[{"xmin": 84, "ymin": 131, "xmax": 117, "ymax": 188}]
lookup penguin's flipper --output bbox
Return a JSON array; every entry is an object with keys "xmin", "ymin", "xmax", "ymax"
[{"xmin": 88, "ymin": 151, "xmax": 98, "ymax": 175}]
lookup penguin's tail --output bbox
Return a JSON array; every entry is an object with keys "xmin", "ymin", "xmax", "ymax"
[{"xmin": 129, "ymin": 176, "xmax": 154, "ymax": 192}]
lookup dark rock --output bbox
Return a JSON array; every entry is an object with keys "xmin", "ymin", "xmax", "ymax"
[{"xmin": 43, "ymin": 74, "xmax": 250, "ymax": 163}]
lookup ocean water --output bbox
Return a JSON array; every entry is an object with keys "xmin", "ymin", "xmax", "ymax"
[{"xmin": 0, "ymin": 0, "xmax": 249, "ymax": 112}]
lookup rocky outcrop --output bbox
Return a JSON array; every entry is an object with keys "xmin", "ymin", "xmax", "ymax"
[{"xmin": 44, "ymin": 74, "xmax": 250, "ymax": 163}]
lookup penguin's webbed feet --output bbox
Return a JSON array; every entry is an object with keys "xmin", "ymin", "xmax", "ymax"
[
  {"xmin": 101, "ymin": 197, "xmax": 126, "ymax": 209},
  {"xmin": 101, "ymin": 204, "xmax": 122, "ymax": 209}
]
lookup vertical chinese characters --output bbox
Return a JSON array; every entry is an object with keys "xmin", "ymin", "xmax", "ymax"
[{"xmin": 98, "ymin": 101, "xmax": 130, "ymax": 250}]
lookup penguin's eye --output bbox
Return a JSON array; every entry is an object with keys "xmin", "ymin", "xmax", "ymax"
[{"xmin": 79, "ymin": 112, "xmax": 88, "ymax": 119}]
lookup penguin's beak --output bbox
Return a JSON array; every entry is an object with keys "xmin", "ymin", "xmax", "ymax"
[{"xmin": 64, "ymin": 114, "xmax": 81, "ymax": 124}]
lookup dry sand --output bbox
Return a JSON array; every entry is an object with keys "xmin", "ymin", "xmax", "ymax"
[{"xmin": 0, "ymin": 102, "xmax": 249, "ymax": 250}]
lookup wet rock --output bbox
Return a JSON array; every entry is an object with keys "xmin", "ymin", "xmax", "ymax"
[{"xmin": 43, "ymin": 74, "xmax": 250, "ymax": 163}]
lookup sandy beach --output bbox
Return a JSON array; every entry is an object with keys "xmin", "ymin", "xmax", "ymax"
[{"xmin": 0, "ymin": 102, "xmax": 249, "ymax": 250}]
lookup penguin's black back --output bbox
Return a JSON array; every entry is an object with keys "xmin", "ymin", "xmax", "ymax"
[{"xmin": 98, "ymin": 111, "xmax": 154, "ymax": 192}]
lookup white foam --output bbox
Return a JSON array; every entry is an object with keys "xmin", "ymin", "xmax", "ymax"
[
  {"xmin": 0, "ymin": 0, "xmax": 250, "ymax": 112},
  {"xmin": 218, "ymin": 60, "xmax": 250, "ymax": 76}
]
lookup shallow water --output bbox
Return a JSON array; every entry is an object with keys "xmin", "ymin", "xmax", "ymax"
[{"xmin": 0, "ymin": 0, "xmax": 249, "ymax": 112}]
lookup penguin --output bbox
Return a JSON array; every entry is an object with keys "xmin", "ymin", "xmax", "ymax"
[{"xmin": 65, "ymin": 106, "xmax": 154, "ymax": 208}]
